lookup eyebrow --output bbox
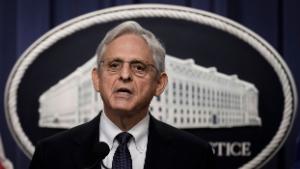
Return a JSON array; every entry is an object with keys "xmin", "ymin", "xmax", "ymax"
[{"xmin": 109, "ymin": 57, "xmax": 148, "ymax": 63}]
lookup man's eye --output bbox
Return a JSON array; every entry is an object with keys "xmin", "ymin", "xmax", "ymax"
[
  {"xmin": 108, "ymin": 61, "xmax": 121, "ymax": 69},
  {"xmin": 132, "ymin": 63, "xmax": 146, "ymax": 71}
]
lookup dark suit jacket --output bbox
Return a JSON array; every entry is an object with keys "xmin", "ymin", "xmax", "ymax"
[{"xmin": 30, "ymin": 114, "xmax": 215, "ymax": 169}]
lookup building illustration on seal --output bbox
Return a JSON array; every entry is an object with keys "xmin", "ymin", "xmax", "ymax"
[{"xmin": 38, "ymin": 55, "xmax": 262, "ymax": 129}]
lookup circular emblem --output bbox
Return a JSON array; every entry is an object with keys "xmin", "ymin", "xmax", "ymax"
[{"xmin": 4, "ymin": 4, "xmax": 297, "ymax": 169}]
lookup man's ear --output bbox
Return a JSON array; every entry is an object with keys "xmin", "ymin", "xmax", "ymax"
[
  {"xmin": 155, "ymin": 72, "xmax": 168, "ymax": 96},
  {"xmin": 92, "ymin": 68, "xmax": 101, "ymax": 92}
]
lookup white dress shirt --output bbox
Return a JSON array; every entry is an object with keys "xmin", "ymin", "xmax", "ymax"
[{"xmin": 99, "ymin": 111, "xmax": 149, "ymax": 169}]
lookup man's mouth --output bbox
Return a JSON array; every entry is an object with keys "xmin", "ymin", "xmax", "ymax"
[{"xmin": 115, "ymin": 88, "xmax": 133, "ymax": 95}]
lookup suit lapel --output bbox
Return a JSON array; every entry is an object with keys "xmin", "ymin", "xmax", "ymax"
[
  {"xmin": 144, "ymin": 115, "xmax": 175, "ymax": 169},
  {"xmin": 71, "ymin": 114, "xmax": 101, "ymax": 169}
]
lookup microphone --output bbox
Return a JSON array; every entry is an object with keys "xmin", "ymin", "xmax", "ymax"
[{"xmin": 85, "ymin": 142, "xmax": 110, "ymax": 169}]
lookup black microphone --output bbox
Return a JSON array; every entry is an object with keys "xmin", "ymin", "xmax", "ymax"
[{"xmin": 85, "ymin": 142, "xmax": 110, "ymax": 169}]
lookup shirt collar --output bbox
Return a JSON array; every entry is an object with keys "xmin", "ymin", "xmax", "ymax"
[
  {"xmin": 99, "ymin": 111, "xmax": 149, "ymax": 153},
  {"xmin": 128, "ymin": 113, "xmax": 149, "ymax": 153},
  {"xmin": 99, "ymin": 111, "xmax": 122, "ymax": 150}
]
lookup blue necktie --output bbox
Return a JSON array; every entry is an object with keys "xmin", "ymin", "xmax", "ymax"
[{"xmin": 112, "ymin": 132, "xmax": 132, "ymax": 169}]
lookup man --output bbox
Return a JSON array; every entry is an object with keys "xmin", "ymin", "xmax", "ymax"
[{"xmin": 30, "ymin": 21, "xmax": 215, "ymax": 169}]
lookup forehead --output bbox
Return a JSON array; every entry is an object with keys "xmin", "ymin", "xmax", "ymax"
[{"xmin": 103, "ymin": 34, "xmax": 153, "ymax": 62}]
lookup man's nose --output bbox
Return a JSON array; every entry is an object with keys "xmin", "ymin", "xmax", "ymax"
[{"xmin": 119, "ymin": 63, "xmax": 132, "ymax": 81}]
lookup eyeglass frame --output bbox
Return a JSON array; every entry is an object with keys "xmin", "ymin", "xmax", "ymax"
[{"xmin": 98, "ymin": 58, "xmax": 159, "ymax": 77}]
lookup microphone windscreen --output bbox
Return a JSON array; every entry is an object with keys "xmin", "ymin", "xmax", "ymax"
[{"xmin": 93, "ymin": 142, "xmax": 110, "ymax": 160}]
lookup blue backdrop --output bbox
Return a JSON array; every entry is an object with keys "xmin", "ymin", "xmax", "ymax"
[{"xmin": 0, "ymin": 0, "xmax": 299, "ymax": 169}]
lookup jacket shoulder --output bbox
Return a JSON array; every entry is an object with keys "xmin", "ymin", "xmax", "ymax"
[
  {"xmin": 149, "ymin": 116, "xmax": 216, "ymax": 168},
  {"xmin": 38, "ymin": 114, "xmax": 99, "ymax": 146},
  {"xmin": 153, "ymin": 117, "xmax": 210, "ymax": 148}
]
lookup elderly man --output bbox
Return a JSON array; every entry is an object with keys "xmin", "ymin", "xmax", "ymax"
[{"xmin": 30, "ymin": 21, "xmax": 215, "ymax": 169}]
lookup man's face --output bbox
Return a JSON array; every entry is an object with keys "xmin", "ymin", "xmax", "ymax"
[{"xmin": 92, "ymin": 33, "xmax": 167, "ymax": 118}]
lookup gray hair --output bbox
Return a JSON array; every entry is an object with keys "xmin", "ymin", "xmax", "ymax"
[{"xmin": 96, "ymin": 21, "xmax": 166, "ymax": 73}]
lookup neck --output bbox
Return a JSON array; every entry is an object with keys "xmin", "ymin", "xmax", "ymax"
[{"xmin": 104, "ymin": 108, "xmax": 148, "ymax": 131}]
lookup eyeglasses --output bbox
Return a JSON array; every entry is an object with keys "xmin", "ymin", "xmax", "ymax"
[{"xmin": 99, "ymin": 59, "xmax": 158, "ymax": 77}]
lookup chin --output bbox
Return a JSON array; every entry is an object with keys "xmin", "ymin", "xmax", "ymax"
[{"xmin": 110, "ymin": 103, "xmax": 135, "ymax": 113}]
